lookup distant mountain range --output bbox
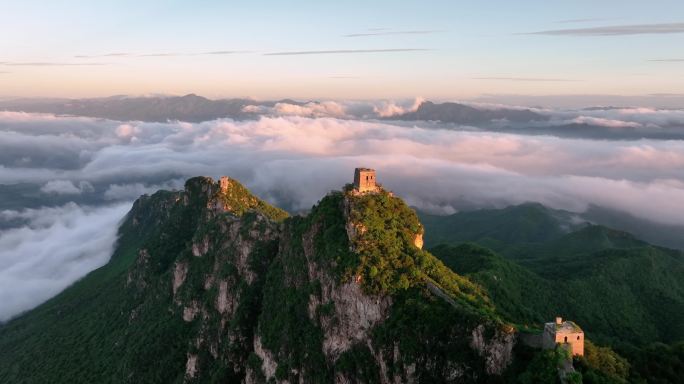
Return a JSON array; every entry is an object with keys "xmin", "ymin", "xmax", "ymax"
[
  {"xmin": 2, "ymin": 94, "xmax": 683, "ymax": 140},
  {"xmin": 0, "ymin": 94, "xmax": 292, "ymax": 122},
  {"xmin": 0, "ymin": 95, "xmax": 547, "ymax": 125}
]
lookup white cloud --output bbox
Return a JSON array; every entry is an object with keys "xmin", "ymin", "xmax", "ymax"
[
  {"xmin": 273, "ymin": 101, "xmax": 348, "ymax": 118},
  {"xmin": 103, "ymin": 179, "xmax": 184, "ymax": 201},
  {"xmin": 115, "ymin": 123, "xmax": 141, "ymax": 141},
  {"xmin": 373, "ymin": 97, "xmax": 425, "ymax": 117},
  {"xmin": 0, "ymin": 112, "xmax": 683, "ymax": 222},
  {"xmin": 1, "ymin": 110, "xmax": 684, "ymax": 319},
  {"xmin": 40, "ymin": 180, "xmax": 82, "ymax": 194},
  {"xmin": 569, "ymin": 116, "xmax": 642, "ymax": 128},
  {"xmin": 0, "ymin": 202, "xmax": 130, "ymax": 321},
  {"xmin": 40, "ymin": 180, "xmax": 95, "ymax": 195}
]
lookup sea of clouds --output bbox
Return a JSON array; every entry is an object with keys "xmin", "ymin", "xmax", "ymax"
[{"xmin": 1, "ymin": 104, "xmax": 683, "ymax": 321}]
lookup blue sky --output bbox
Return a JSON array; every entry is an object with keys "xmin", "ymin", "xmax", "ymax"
[{"xmin": 1, "ymin": 0, "xmax": 683, "ymax": 99}]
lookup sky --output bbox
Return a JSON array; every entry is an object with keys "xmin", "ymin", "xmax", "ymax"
[{"xmin": 1, "ymin": 0, "xmax": 684, "ymax": 100}]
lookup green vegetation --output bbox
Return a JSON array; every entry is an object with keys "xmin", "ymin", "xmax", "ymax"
[
  {"xmin": 0, "ymin": 176, "xmax": 289, "ymax": 383},
  {"xmin": 426, "ymin": 211, "xmax": 684, "ymax": 346},
  {"xmin": 215, "ymin": 176, "xmax": 289, "ymax": 222},
  {"xmin": 347, "ymin": 190, "xmax": 423, "ymax": 294},
  {"xmin": 346, "ymin": 190, "xmax": 494, "ymax": 315},
  {"xmin": 620, "ymin": 342, "xmax": 684, "ymax": 383},
  {"xmin": 419, "ymin": 202, "xmax": 581, "ymax": 252},
  {"xmin": 514, "ymin": 346, "xmax": 567, "ymax": 384},
  {"xmin": 0, "ymin": 189, "xmax": 191, "ymax": 383},
  {"xmin": 370, "ymin": 287, "xmax": 507, "ymax": 382},
  {"xmin": 430, "ymin": 243, "xmax": 557, "ymax": 327},
  {"xmin": 425, "ymin": 203, "xmax": 684, "ymax": 382},
  {"xmin": 256, "ymin": 213, "xmax": 331, "ymax": 383},
  {"xmin": 254, "ymin": 189, "xmax": 503, "ymax": 382},
  {"xmin": 576, "ymin": 340, "xmax": 630, "ymax": 384}
]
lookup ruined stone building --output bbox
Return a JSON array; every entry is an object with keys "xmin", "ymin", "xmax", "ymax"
[
  {"xmin": 353, "ymin": 168, "xmax": 379, "ymax": 193},
  {"xmin": 542, "ymin": 317, "xmax": 584, "ymax": 356}
]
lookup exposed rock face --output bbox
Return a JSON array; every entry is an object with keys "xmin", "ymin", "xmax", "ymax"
[
  {"xmin": 303, "ymin": 222, "xmax": 391, "ymax": 360},
  {"xmin": 216, "ymin": 280, "xmax": 233, "ymax": 314},
  {"xmin": 413, "ymin": 232, "xmax": 424, "ymax": 250},
  {"xmin": 191, "ymin": 236, "xmax": 209, "ymax": 257},
  {"xmin": 185, "ymin": 354, "xmax": 198, "ymax": 379},
  {"xmin": 470, "ymin": 324, "xmax": 516, "ymax": 375},
  {"xmin": 173, "ymin": 262, "xmax": 188, "ymax": 295},
  {"xmin": 182, "ymin": 301, "xmax": 199, "ymax": 322},
  {"xmin": 253, "ymin": 336, "xmax": 278, "ymax": 381},
  {"xmin": 319, "ymin": 280, "xmax": 390, "ymax": 359}
]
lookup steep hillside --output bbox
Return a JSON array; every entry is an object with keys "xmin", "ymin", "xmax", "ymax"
[
  {"xmin": 419, "ymin": 202, "xmax": 684, "ymax": 252},
  {"xmin": 419, "ymin": 203, "xmax": 585, "ymax": 252},
  {"xmin": 0, "ymin": 177, "xmax": 517, "ymax": 383},
  {"xmin": 424, "ymin": 205, "xmax": 684, "ymax": 347}
]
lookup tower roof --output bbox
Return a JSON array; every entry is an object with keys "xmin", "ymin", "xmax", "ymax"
[{"xmin": 546, "ymin": 320, "xmax": 583, "ymax": 333}]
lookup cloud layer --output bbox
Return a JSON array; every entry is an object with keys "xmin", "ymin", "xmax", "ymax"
[
  {"xmin": 0, "ymin": 202, "xmax": 130, "ymax": 321},
  {"xmin": 0, "ymin": 107, "xmax": 683, "ymax": 320},
  {"xmin": 0, "ymin": 110, "xmax": 683, "ymax": 219}
]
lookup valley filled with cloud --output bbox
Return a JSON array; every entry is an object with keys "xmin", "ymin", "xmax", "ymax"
[{"xmin": 1, "ymin": 101, "xmax": 683, "ymax": 320}]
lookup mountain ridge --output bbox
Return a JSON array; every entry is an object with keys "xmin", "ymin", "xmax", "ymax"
[{"xmin": 0, "ymin": 175, "xmax": 518, "ymax": 383}]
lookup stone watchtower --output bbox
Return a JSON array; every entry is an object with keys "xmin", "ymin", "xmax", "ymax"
[
  {"xmin": 542, "ymin": 317, "xmax": 584, "ymax": 356},
  {"xmin": 353, "ymin": 168, "xmax": 379, "ymax": 193}
]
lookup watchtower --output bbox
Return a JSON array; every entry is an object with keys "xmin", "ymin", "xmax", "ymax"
[
  {"xmin": 353, "ymin": 168, "xmax": 378, "ymax": 193},
  {"xmin": 542, "ymin": 317, "xmax": 584, "ymax": 356}
]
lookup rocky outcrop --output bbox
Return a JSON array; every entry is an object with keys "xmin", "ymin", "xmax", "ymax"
[
  {"xmin": 173, "ymin": 262, "xmax": 188, "ymax": 295},
  {"xmin": 182, "ymin": 300, "xmax": 199, "ymax": 322},
  {"xmin": 121, "ymin": 176, "xmax": 517, "ymax": 383},
  {"xmin": 185, "ymin": 354, "xmax": 198, "ymax": 379},
  {"xmin": 470, "ymin": 324, "xmax": 516, "ymax": 375},
  {"xmin": 253, "ymin": 336, "xmax": 278, "ymax": 381},
  {"xmin": 191, "ymin": 236, "xmax": 209, "ymax": 257},
  {"xmin": 303, "ymin": 223, "xmax": 391, "ymax": 360},
  {"xmin": 413, "ymin": 232, "xmax": 424, "ymax": 250},
  {"xmin": 317, "ymin": 280, "xmax": 390, "ymax": 360}
]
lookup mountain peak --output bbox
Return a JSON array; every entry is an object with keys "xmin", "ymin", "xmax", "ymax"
[{"xmin": 183, "ymin": 175, "xmax": 288, "ymax": 221}]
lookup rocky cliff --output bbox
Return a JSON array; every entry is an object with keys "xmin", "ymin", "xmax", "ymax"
[{"xmin": 0, "ymin": 176, "xmax": 517, "ymax": 383}]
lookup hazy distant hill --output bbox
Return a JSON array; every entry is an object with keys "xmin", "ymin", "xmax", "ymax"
[
  {"xmin": 391, "ymin": 101, "xmax": 684, "ymax": 141},
  {"xmin": 419, "ymin": 202, "xmax": 684, "ymax": 252},
  {"xmin": 390, "ymin": 101, "xmax": 549, "ymax": 124},
  {"xmin": 0, "ymin": 94, "xmax": 289, "ymax": 122},
  {"xmin": 4, "ymin": 95, "xmax": 683, "ymax": 141}
]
